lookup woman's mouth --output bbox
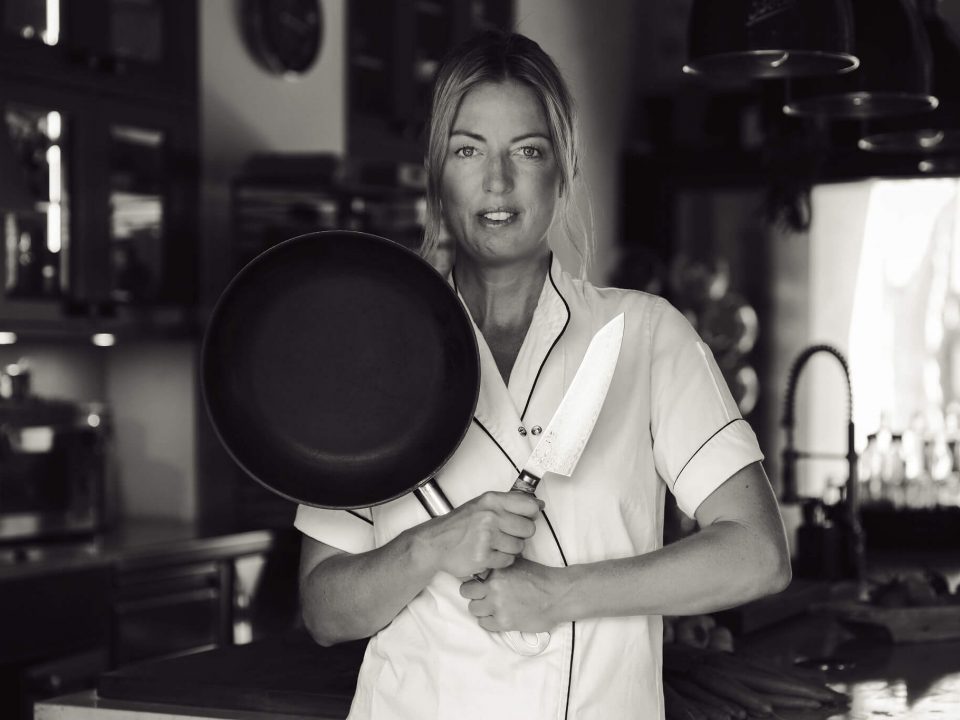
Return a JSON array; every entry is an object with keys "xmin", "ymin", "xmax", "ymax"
[{"xmin": 477, "ymin": 209, "xmax": 519, "ymax": 227}]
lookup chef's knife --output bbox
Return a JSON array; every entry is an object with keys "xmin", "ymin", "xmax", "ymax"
[
  {"xmin": 482, "ymin": 312, "xmax": 624, "ymax": 655},
  {"xmin": 509, "ymin": 311, "xmax": 624, "ymax": 497}
]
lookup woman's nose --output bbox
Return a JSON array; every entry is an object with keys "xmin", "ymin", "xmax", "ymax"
[{"xmin": 483, "ymin": 154, "xmax": 513, "ymax": 194}]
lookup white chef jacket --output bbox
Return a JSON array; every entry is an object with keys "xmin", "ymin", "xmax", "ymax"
[{"xmin": 295, "ymin": 256, "xmax": 764, "ymax": 720}]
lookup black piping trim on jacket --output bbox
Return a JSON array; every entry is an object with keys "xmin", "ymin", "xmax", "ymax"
[
  {"xmin": 520, "ymin": 255, "xmax": 570, "ymax": 421},
  {"xmin": 347, "ymin": 509, "xmax": 374, "ymax": 525},
  {"xmin": 455, "ymin": 260, "xmax": 575, "ymax": 719},
  {"xmin": 471, "ymin": 418, "xmax": 520, "ymax": 472},
  {"xmin": 468, "ymin": 419, "xmax": 575, "ymax": 718},
  {"xmin": 673, "ymin": 418, "xmax": 745, "ymax": 486},
  {"xmin": 542, "ymin": 506, "xmax": 576, "ymax": 720},
  {"xmin": 565, "ymin": 622, "xmax": 576, "ymax": 720}
]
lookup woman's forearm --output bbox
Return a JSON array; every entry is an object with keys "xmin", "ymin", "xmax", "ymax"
[
  {"xmin": 553, "ymin": 519, "xmax": 791, "ymax": 622},
  {"xmin": 301, "ymin": 529, "xmax": 435, "ymax": 646},
  {"xmin": 300, "ymin": 490, "xmax": 544, "ymax": 646}
]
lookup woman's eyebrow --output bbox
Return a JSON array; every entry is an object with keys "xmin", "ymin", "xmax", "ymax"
[
  {"xmin": 510, "ymin": 132, "xmax": 550, "ymax": 143},
  {"xmin": 449, "ymin": 130, "xmax": 550, "ymax": 143},
  {"xmin": 450, "ymin": 129, "xmax": 485, "ymax": 141}
]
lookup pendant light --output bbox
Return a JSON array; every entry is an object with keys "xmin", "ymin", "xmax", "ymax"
[
  {"xmin": 783, "ymin": 0, "xmax": 938, "ymax": 119},
  {"xmin": 683, "ymin": 0, "xmax": 859, "ymax": 80},
  {"xmin": 858, "ymin": 0, "xmax": 960, "ymax": 154}
]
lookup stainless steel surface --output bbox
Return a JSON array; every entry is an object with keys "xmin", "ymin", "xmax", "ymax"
[{"xmin": 412, "ymin": 484, "xmax": 453, "ymax": 518}]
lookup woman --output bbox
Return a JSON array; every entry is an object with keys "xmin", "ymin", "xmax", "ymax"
[{"xmin": 297, "ymin": 31, "xmax": 791, "ymax": 719}]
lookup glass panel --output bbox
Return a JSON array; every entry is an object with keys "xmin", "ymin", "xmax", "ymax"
[
  {"xmin": 108, "ymin": 124, "xmax": 164, "ymax": 303},
  {"xmin": 3, "ymin": 0, "xmax": 60, "ymax": 46},
  {"xmin": 412, "ymin": 0, "xmax": 454, "ymax": 115},
  {"xmin": 108, "ymin": 0, "xmax": 162, "ymax": 63},
  {"xmin": 785, "ymin": 178, "xmax": 960, "ymax": 509},
  {"xmin": 2, "ymin": 103, "xmax": 68, "ymax": 299},
  {"xmin": 349, "ymin": 0, "xmax": 393, "ymax": 116}
]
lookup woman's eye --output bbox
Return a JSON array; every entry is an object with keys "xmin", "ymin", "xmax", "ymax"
[
  {"xmin": 454, "ymin": 146, "xmax": 477, "ymax": 158},
  {"xmin": 517, "ymin": 146, "xmax": 543, "ymax": 159}
]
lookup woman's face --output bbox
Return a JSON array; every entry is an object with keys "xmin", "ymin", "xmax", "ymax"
[{"xmin": 440, "ymin": 79, "xmax": 560, "ymax": 267}]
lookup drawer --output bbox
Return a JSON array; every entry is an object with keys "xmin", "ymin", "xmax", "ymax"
[
  {"xmin": 114, "ymin": 586, "xmax": 221, "ymax": 665},
  {"xmin": 113, "ymin": 560, "xmax": 230, "ymax": 665}
]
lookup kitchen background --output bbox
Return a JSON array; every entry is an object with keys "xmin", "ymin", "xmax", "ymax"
[{"xmin": 4, "ymin": 0, "xmax": 960, "ymax": 718}]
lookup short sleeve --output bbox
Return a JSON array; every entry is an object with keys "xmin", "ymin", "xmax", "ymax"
[
  {"xmin": 294, "ymin": 505, "xmax": 376, "ymax": 554},
  {"xmin": 650, "ymin": 299, "xmax": 764, "ymax": 518}
]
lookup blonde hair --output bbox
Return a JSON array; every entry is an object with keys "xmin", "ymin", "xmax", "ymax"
[{"xmin": 422, "ymin": 31, "xmax": 594, "ymax": 277}]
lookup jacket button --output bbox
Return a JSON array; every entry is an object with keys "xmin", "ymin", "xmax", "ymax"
[
  {"xmin": 518, "ymin": 426, "xmax": 527, "ymax": 436},
  {"xmin": 531, "ymin": 425, "xmax": 542, "ymax": 436}
]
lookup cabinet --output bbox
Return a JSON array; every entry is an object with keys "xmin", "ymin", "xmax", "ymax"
[
  {"xmin": 109, "ymin": 527, "xmax": 301, "ymax": 667},
  {"xmin": 0, "ymin": 0, "xmax": 197, "ymax": 337},
  {"xmin": 0, "ymin": 563, "xmax": 111, "ymax": 720},
  {"xmin": 0, "ymin": 0, "xmax": 196, "ymax": 103},
  {"xmin": 347, "ymin": 0, "xmax": 513, "ymax": 162},
  {"xmin": 112, "ymin": 560, "xmax": 229, "ymax": 665}
]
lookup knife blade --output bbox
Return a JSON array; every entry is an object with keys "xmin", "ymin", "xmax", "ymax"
[{"xmin": 513, "ymin": 311, "xmax": 624, "ymax": 493}]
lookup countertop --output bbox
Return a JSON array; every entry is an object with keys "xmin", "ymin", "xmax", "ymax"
[
  {"xmin": 1, "ymin": 517, "xmax": 284, "ymax": 671},
  {"xmin": 30, "ymin": 547, "xmax": 960, "ymax": 719},
  {"xmin": 738, "ymin": 612, "xmax": 960, "ymax": 719},
  {"xmin": 36, "ymin": 632, "xmax": 362, "ymax": 720},
  {"xmin": 0, "ymin": 518, "xmax": 277, "ymax": 582},
  {"xmin": 36, "ymin": 598, "xmax": 960, "ymax": 720}
]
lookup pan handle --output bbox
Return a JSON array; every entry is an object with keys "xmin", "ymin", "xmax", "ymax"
[
  {"xmin": 412, "ymin": 481, "xmax": 551, "ymax": 657},
  {"xmin": 413, "ymin": 481, "xmax": 455, "ymax": 516}
]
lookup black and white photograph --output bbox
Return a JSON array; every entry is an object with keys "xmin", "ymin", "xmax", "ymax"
[{"xmin": 2, "ymin": 1, "xmax": 960, "ymax": 719}]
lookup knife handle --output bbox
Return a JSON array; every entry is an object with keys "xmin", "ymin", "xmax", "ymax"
[
  {"xmin": 471, "ymin": 470, "xmax": 551, "ymax": 655},
  {"xmin": 472, "ymin": 470, "xmax": 541, "ymax": 582},
  {"xmin": 414, "ymin": 479, "xmax": 551, "ymax": 655}
]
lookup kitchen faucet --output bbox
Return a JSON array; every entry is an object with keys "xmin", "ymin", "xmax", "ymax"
[{"xmin": 781, "ymin": 344, "xmax": 866, "ymax": 592}]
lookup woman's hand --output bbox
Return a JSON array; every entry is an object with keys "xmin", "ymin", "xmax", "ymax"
[
  {"xmin": 300, "ymin": 491, "xmax": 542, "ymax": 646},
  {"xmin": 459, "ymin": 557, "xmax": 562, "ymax": 633},
  {"xmin": 414, "ymin": 490, "xmax": 543, "ymax": 579}
]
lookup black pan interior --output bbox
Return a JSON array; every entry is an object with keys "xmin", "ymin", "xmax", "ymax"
[{"xmin": 202, "ymin": 231, "xmax": 479, "ymax": 509}]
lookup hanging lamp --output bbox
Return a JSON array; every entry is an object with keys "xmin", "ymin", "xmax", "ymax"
[
  {"xmin": 783, "ymin": 0, "xmax": 938, "ymax": 119},
  {"xmin": 683, "ymin": 0, "xmax": 859, "ymax": 80},
  {"xmin": 858, "ymin": 0, "xmax": 960, "ymax": 154}
]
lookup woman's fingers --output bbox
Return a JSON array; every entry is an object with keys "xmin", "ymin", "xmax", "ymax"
[
  {"xmin": 467, "ymin": 598, "xmax": 492, "ymax": 617},
  {"xmin": 495, "ymin": 511, "xmax": 538, "ymax": 540},
  {"xmin": 484, "ymin": 548, "xmax": 518, "ymax": 570},
  {"xmin": 491, "ymin": 532, "xmax": 524, "ymax": 556},
  {"xmin": 494, "ymin": 490, "xmax": 544, "ymax": 518},
  {"xmin": 425, "ymin": 491, "xmax": 541, "ymax": 578},
  {"xmin": 477, "ymin": 490, "xmax": 543, "ymax": 521}
]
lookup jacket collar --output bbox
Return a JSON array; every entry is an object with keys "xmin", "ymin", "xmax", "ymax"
[{"xmin": 451, "ymin": 256, "xmax": 571, "ymax": 471}]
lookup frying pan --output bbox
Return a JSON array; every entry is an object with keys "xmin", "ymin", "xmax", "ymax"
[
  {"xmin": 201, "ymin": 230, "xmax": 479, "ymax": 515},
  {"xmin": 203, "ymin": 230, "xmax": 550, "ymax": 656}
]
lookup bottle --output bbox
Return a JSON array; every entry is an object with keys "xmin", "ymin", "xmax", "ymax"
[
  {"xmin": 859, "ymin": 432, "xmax": 880, "ymax": 505},
  {"xmin": 882, "ymin": 433, "xmax": 906, "ymax": 509}
]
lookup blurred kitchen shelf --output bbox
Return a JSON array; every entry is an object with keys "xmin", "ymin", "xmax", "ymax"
[
  {"xmin": 0, "ymin": 306, "xmax": 199, "ymax": 343},
  {"xmin": 347, "ymin": 0, "xmax": 513, "ymax": 163},
  {"xmin": 231, "ymin": 153, "xmax": 428, "ymax": 274}
]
